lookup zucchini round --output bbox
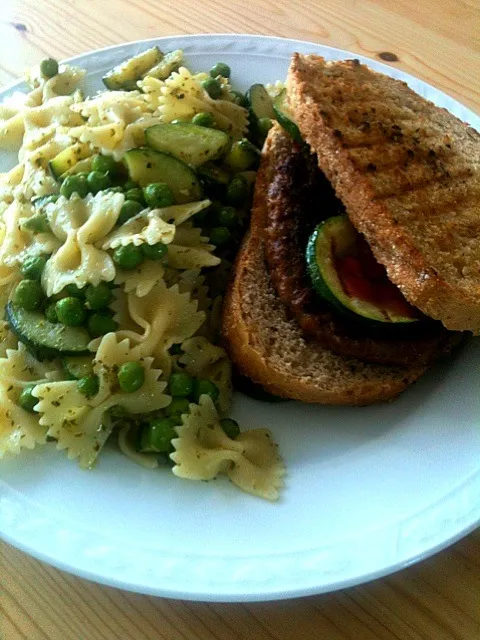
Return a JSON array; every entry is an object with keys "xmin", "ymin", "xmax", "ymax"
[{"xmin": 306, "ymin": 216, "xmax": 419, "ymax": 325}]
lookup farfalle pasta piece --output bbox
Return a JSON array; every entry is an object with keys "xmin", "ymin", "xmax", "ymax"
[
  {"xmin": 167, "ymin": 244, "xmax": 220, "ymax": 269},
  {"xmin": 0, "ymin": 322, "xmax": 18, "ymax": 357},
  {"xmin": 171, "ymin": 396, "xmax": 285, "ymax": 500},
  {"xmin": 33, "ymin": 334, "xmax": 170, "ymax": 468},
  {"xmin": 179, "ymin": 336, "xmax": 226, "ymax": 375},
  {"xmin": 101, "ymin": 208, "xmax": 176, "ymax": 249},
  {"xmin": 0, "ymin": 343, "xmax": 62, "ymax": 458},
  {"xmin": 114, "ymin": 260, "xmax": 165, "ymax": 297}
]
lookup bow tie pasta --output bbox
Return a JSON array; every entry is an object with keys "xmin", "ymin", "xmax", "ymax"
[{"xmin": 0, "ymin": 46, "xmax": 284, "ymax": 500}]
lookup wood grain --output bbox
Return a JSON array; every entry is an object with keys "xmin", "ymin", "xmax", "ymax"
[{"xmin": 0, "ymin": 0, "xmax": 479, "ymax": 638}]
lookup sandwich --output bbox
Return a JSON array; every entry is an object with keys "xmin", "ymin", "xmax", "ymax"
[{"xmin": 222, "ymin": 54, "xmax": 480, "ymax": 405}]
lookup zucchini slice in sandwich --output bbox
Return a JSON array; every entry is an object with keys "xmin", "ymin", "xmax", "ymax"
[{"xmin": 306, "ymin": 216, "xmax": 420, "ymax": 325}]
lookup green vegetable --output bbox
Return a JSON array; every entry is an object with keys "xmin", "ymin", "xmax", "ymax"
[
  {"xmin": 92, "ymin": 154, "xmax": 118, "ymax": 175},
  {"xmin": 64, "ymin": 284, "xmax": 85, "ymax": 299},
  {"xmin": 257, "ymin": 116, "xmax": 273, "ymax": 139},
  {"xmin": 145, "ymin": 123, "xmax": 230, "ymax": 168},
  {"xmin": 21, "ymin": 255, "xmax": 48, "ymax": 281},
  {"xmin": 18, "ymin": 385, "xmax": 38, "ymax": 413},
  {"xmin": 192, "ymin": 112, "xmax": 215, "ymax": 127},
  {"xmin": 272, "ymin": 89, "xmax": 302, "ymax": 143},
  {"xmin": 55, "ymin": 297, "xmax": 86, "ymax": 327},
  {"xmin": 60, "ymin": 174, "xmax": 88, "ymax": 199},
  {"xmin": 231, "ymin": 90, "xmax": 247, "ymax": 107},
  {"xmin": 87, "ymin": 311, "xmax": 118, "ymax": 338},
  {"xmin": 123, "ymin": 180, "xmax": 138, "ymax": 191},
  {"xmin": 145, "ymin": 49, "xmax": 183, "ymax": 81},
  {"xmin": 44, "ymin": 303, "xmax": 58, "ymax": 324},
  {"xmin": 141, "ymin": 242, "xmax": 168, "ymax": 261},
  {"xmin": 62, "ymin": 355, "xmax": 94, "ymax": 380},
  {"xmin": 77, "ymin": 374, "xmax": 100, "ymax": 398},
  {"xmin": 210, "ymin": 62, "xmax": 231, "ymax": 78},
  {"xmin": 124, "ymin": 148, "xmax": 202, "ymax": 204},
  {"xmin": 208, "ymin": 226, "xmax": 231, "ymax": 246},
  {"xmin": 87, "ymin": 171, "xmax": 111, "ymax": 194},
  {"xmin": 117, "ymin": 361, "xmax": 145, "ymax": 393},
  {"xmin": 165, "ymin": 397, "xmax": 190, "ymax": 420},
  {"xmin": 118, "ymin": 200, "xmax": 144, "ymax": 225},
  {"xmin": 201, "ymin": 78, "xmax": 222, "ymax": 99},
  {"xmin": 213, "ymin": 206, "xmax": 237, "ymax": 227},
  {"xmin": 139, "ymin": 417, "xmax": 177, "ymax": 453},
  {"xmin": 85, "ymin": 282, "xmax": 113, "ymax": 310},
  {"xmin": 13, "ymin": 280, "xmax": 44, "ymax": 311},
  {"xmin": 112, "ymin": 244, "xmax": 144, "ymax": 270},
  {"xmin": 193, "ymin": 379, "xmax": 220, "ymax": 403},
  {"xmin": 49, "ymin": 144, "xmax": 91, "ymax": 179},
  {"xmin": 22, "ymin": 213, "xmax": 50, "ymax": 234},
  {"xmin": 125, "ymin": 187, "xmax": 145, "ymax": 205},
  {"xmin": 40, "ymin": 58, "xmax": 59, "ymax": 78},
  {"xmin": 220, "ymin": 418, "xmax": 240, "ymax": 439},
  {"xmin": 225, "ymin": 139, "xmax": 259, "ymax": 172},
  {"xmin": 246, "ymin": 83, "xmax": 275, "ymax": 120},
  {"xmin": 226, "ymin": 175, "xmax": 249, "ymax": 206},
  {"xmin": 5, "ymin": 303, "xmax": 90, "ymax": 360},
  {"xmin": 168, "ymin": 372, "xmax": 194, "ymax": 398},
  {"xmin": 32, "ymin": 194, "xmax": 60, "ymax": 208},
  {"xmin": 143, "ymin": 182, "xmax": 175, "ymax": 208},
  {"xmin": 102, "ymin": 46, "xmax": 163, "ymax": 90}
]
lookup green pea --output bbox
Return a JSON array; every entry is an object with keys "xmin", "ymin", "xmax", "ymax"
[
  {"xmin": 193, "ymin": 379, "xmax": 220, "ymax": 404},
  {"xmin": 168, "ymin": 372, "xmax": 194, "ymax": 398},
  {"xmin": 77, "ymin": 374, "xmax": 100, "ymax": 398},
  {"xmin": 60, "ymin": 174, "xmax": 88, "ymax": 199},
  {"xmin": 64, "ymin": 284, "xmax": 85, "ymax": 299},
  {"xmin": 208, "ymin": 226, "xmax": 231, "ymax": 246},
  {"xmin": 55, "ymin": 297, "xmax": 86, "ymax": 326},
  {"xmin": 40, "ymin": 58, "xmax": 59, "ymax": 78},
  {"xmin": 141, "ymin": 242, "xmax": 167, "ymax": 261},
  {"xmin": 112, "ymin": 244, "xmax": 144, "ymax": 270},
  {"xmin": 220, "ymin": 417, "xmax": 240, "ymax": 439},
  {"xmin": 258, "ymin": 116, "xmax": 273, "ymax": 138},
  {"xmin": 210, "ymin": 62, "xmax": 231, "ymax": 78},
  {"xmin": 165, "ymin": 396, "xmax": 190, "ymax": 420},
  {"xmin": 118, "ymin": 200, "xmax": 143, "ymax": 225},
  {"xmin": 21, "ymin": 255, "xmax": 48, "ymax": 281},
  {"xmin": 18, "ymin": 385, "xmax": 37, "ymax": 413},
  {"xmin": 192, "ymin": 112, "xmax": 215, "ymax": 127},
  {"xmin": 22, "ymin": 213, "xmax": 50, "ymax": 234},
  {"xmin": 201, "ymin": 78, "xmax": 222, "ymax": 100},
  {"xmin": 13, "ymin": 280, "xmax": 44, "ymax": 311},
  {"xmin": 125, "ymin": 187, "xmax": 145, "ymax": 205},
  {"xmin": 143, "ymin": 183, "xmax": 175, "ymax": 208},
  {"xmin": 117, "ymin": 361, "xmax": 145, "ymax": 393},
  {"xmin": 214, "ymin": 206, "xmax": 238, "ymax": 227},
  {"xmin": 44, "ymin": 303, "xmax": 58, "ymax": 323},
  {"xmin": 231, "ymin": 90, "xmax": 247, "ymax": 107},
  {"xmin": 226, "ymin": 175, "xmax": 249, "ymax": 207},
  {"xmin": 92, "ymin": 154, "xmax": 118, "ymax": 175},
  {"xmin": 87, "ymin": 311, "xmax": 117, "ymax": 338},
  {"xmin": 87, "ymin": 170, "xmax": 111, "ymax": 194},
  {"xmin": 225, "ymin": 139, "xmax": 259, "ymax": 172},
  {"xmin": 85, "ymin": 282, "xmax": 113, "ymax": 310},
  {"xmin": 140, "ymin": 417, "xmax": 177, "ymax": 453}
]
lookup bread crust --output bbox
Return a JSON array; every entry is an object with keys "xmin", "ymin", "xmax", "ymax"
[
  {"xmin": 222, "ymin": 127, "xmax": 426, "ymax": 405},
  {"xmin": 287, "ymin": 54, "xmax": 480, "ymax": 333}
]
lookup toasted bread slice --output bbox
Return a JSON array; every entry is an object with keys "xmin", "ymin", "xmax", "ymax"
[
  {"xmin": 262, "ymin": 124, "xmax": 460, "ymax": 366},
  {"xmin": 287, "ymin": 54, "xmax": 480, "ymax": 333},
  {"xmin": 222, "ymin": 128, "xmax": 426, "ymax": 405}
]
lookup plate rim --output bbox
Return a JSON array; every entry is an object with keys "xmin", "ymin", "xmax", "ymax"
[{"xmin": 0, "ymin": 33, "xmax": 479, "ymax": 602}]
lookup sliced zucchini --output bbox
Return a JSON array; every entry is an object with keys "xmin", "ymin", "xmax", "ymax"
[
  {"xmin": 306, "ymin": 216, "xmax": 419, "ymax": 325},
  {"xmin": 246, "ymin": 84, "xmax": 275, "ymax": 120},
  {"xmin": 145, "ymin": 123, "xmax": 230, "ymax": 168},
  {"xmin": 6, "ymin": 303, "xmax": 91, "ymax": 361},
  {"xmin": 197, "ymin": 162, "xmax": 231, "ymax": 186},
  {"xmin": 32, "ymin": 194, "xmax": 60, "ymax": 209},
  {"xmin": 143, "ymin": 49, "xmax": 183, "ymax": 80},
  {"xmin": 49, "ymin": 143, "xmax": 92, "ymax": 180},
  {"xmin": 123, "ymin": 147, "xmax": 202, "ymax": 204},
  {"xmin": 102, "ymin": 46, "xmax": 163, "ymax": 90},
  {"xmin": 273, "ymin": 89, "xmax": 302, "ymax": 143},
  {"xmin": 60, "ymin": 156, "xmax": 94, "ymax": 179},
  {"xmin": 62, "ymin": 355, "xmax": 94, "ymax": 380}
]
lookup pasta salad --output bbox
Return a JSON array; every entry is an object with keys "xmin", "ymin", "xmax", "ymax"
[{"xmin": 0, "ymin": 47, "xmax": 284, "ymax": 500}]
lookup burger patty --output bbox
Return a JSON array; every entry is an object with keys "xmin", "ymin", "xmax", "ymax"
[{"xmin": 262, "ymin": 136, "xmax": 461, "ymax": 366}]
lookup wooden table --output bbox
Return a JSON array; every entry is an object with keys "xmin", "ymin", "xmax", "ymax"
[{"xmin": 1, "ymin": 1, "xmax": 479, "ymax": 638}]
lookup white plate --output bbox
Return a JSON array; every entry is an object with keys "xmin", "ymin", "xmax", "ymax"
[{"xmin": 0, "ymin": 34, "xmax": 479, "ymax": 602}]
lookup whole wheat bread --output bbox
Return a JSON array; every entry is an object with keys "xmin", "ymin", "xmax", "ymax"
[
  {"xmin": 287, "ymin": 54, "xmax": 480, "ymax": 333},
  {"xmin": 222, "ymin": 129, "xmax": 426, "ymax": 405}
]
